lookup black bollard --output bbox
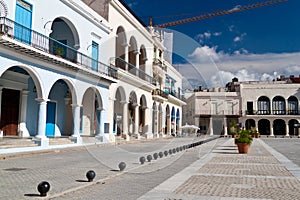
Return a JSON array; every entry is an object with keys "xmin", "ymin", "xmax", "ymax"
[
  {"xmin": 180, "ymin": 146, "xmax": 183, "ymax": 151},
  {"xmin": 147, "ymin": 155, "xmax": 152, "ymax": 162},
  {"xmin": 118, "ymin": 162, "xmax": 126, "ymax": 171},
  {"xmin": 86, "ymin": 170, "xmax": 96, "ymax": 182},
  {"xmin": 37, "ymin": 181, "xmax": 50, "ymax": 197},
  {"xmin": 164, "ymin": 150, "xmax": 168, "ymax": 156},
  {"xmin": 169, "ymin": 149, "xmax": 172, "ymax": 155},
  {"xmin": 176, "ymin": 147, "xmax": 179, "ymax": 152},
  {"xmin": 172, "ymin": 148, "xmax": 176, "ymax": 154},
  {"xmin": 153, "ymin": 153, "xmax": 158, "ymax": 160},
  {"xmin": 140, "ymin": 156, "xmax": 146, "ymax": 164},
  {"xmin": 159, "ymin": 152, "xmax": 164, "ymax": 158}
]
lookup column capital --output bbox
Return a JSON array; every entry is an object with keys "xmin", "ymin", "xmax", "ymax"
[{"xmin": 35, "ymin": 98, "xmax": 48, "ymax": 103}]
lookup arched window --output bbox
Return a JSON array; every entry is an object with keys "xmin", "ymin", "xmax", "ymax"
[
  {"xmin": 257, "ymin": 96, "xmax": 270, "ymax": 115},
  {"xmin": 288, "ymin": 96, "xmax": 298, "ymax": 115},
  {"xmin": 272, "ymin": 96, "xmax": 286, "ymax": 115}
]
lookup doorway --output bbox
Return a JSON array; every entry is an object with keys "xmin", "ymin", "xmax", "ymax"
[{"xmin": 0, "ymin": 89, "xmax": 20, "ymax": 136}]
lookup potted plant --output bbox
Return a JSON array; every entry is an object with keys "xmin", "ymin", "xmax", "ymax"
[
  {"xmin": 229, "ymin": 121, "xmax": 238, "ymax": 138},
  {"xmin": 250, "ymin": 127, "xmax": 260, "ymax": 138},
  {"xmin": 235, "ymin": 129, "xmax": 253, "ymax": 154}
]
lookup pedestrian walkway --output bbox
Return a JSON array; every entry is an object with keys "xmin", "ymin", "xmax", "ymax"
[{"xmin": 138, "ymin": 138, "xmax": 300, "ymax": 200}]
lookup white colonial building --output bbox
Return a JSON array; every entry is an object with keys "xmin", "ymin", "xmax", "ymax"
[
  {"xmin": 0, "ymin": 0, "xmax": 185, "ymax": 147},
  {"xmin": 184, "ymin": 76, "xmax": 300, "ymax": 137}
]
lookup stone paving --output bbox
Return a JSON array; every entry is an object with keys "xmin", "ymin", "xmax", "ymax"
[
  {"xmin": 138, "ymin": 139, "xmax": 300, "ymax": 200},
  {"xmin": 1, "ymin": 137, "xmax": 300, "ymax": 200}
]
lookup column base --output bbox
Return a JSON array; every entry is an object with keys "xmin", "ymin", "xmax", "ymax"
[
  {"xmin": 33, "ymin": 137, "xmax": 49, "ymax": 147},
  {"xmin": 69, "ymin": 135, "xmax": 82, "ymax": 144}
]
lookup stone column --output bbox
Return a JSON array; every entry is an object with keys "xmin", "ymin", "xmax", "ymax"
[
  {"xmin": 223, "ymin": 117, "xmax": 228, "ymax": 136},
  {"xmin": 35, "ymin": 98, "xmax": 49, "ymax": 146},
  {"xmin": 285, "ymin": 122, "xmax": 289, "ymax": 137},
  {"xmin": 0, "ymin": 87, "xmax": 3, "ymax": 137},
  {"xmin": 96, "ymin": 107, "xmax": 104, "ymax": 135},
  {"xmin": 70, "ymin": 104, "xmax": 82, "ymax": 144},
  {"xmin": 135, "ymin": 51, "xmax": 140, "ymax": 76},
  {"xmin": 123, "ymin": 43, "xmax": 129, "ymax": 71},
  {"xmin": 209, "ymin": 117, "xmax": 213, "ymax": 135},
  {"xmin": 19, "ymin": 90, "xmax": 30, "ymax": 137},
  {"xmin": 133, "ymin": 103, "xmax": 140, "ymax": 139},
  {"xmin": 270, "ymin": 120, "xmax": 274, "ymax": 136},
  {"xmin": 154, "ymin": 109, "xmax": 159, "ymax": 137},
  {"xmin": 121, "ymin": 101, "xmax": 129, "ymax": 141}
]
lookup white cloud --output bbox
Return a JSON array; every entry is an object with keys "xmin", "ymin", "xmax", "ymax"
[
  {"xmin": 177, "ymin": 45, "xmax": 300, "ymax": 88},
  {"xmin": 213, "ymin": 32, "xmax": 222, "ymax": 36},
  {"xmin": 233, "ymin": 36, "xmax": 241, "ymax": 42},
  {"xmin": 233, "ymin": 33, "xmax": 247, "ymax": 42}
]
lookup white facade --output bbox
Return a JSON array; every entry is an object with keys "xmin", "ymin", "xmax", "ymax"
[
  {"xmin": 239, "ymin": 79, "xmax": 300, "ymax": 137},
  {"xmin": 184, "ymin": 77, "xmax": 300, "ymax": 137},
  {"xmin": 0, "ymin": 0, "xmax": 186, "ymax": 146},
  {"xmin": 183, "ymin": 89, "xmax": 239, "ymax": 136}
]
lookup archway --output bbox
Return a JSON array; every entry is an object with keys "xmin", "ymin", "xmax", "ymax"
[
  {"xmin": 288, "ymin": 119, "xmax": 299, "ymax": 136},
  {"xmin": 50, "ymin": 17, "xmax": 79, "ymax": 62},
  {"xmin": 158, "ymin": 104, "xmax": 163, "ymax": 134},
  {"xmin": 245, "ymin": 119, "xmax": 256, "ymax": 130},
  {"xmin": 165, "ymin": 105, "xmax": 170, "ymax": 135},
  {"xmin": 47, "ymin": 79, "xmax": 74, "ymax": 137},
  {"xmin": 128, "ymin": 91, "xmax": 137, "ymax": 135},
  {"xmin": 273, "ymin": 119, "xmax": 286, "ymax": 136},
  {"xmin": 176, "ymin": 108, "xmax": 180, "ymax": 135},
  {"xmin": 152, "ymin": 103, "xmax": 157, "ymax": 134},
  {"xmin": 139, "ymin": 45, "xmax": 147, "ymax": 80},
  {"xmin": 139, "ymin": 95, "xmax": 147, "ymax": 135},
  {"xmin": 115, "ymin": 26, "xmax": 127, "ymax": 70},
  {"xmin": 0, "ymin": 66, "xmax": 42, "ymax": 137},
  {"xmin": 258, "ymin": 119, "xmax": 270, "ymax": 135},
  {"xmin": 113, "ymin": 87, "xmax": 126, "ymax": 136},
  {"xmin": 82, "ymin": 88, "xmax": 103, "ymax": 136},
  {"xmin": 128, "ymin": 36, "xmax": 137, "ymax": 75}
]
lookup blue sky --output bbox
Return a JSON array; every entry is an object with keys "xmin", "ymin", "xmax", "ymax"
[{"xmin": 123, "ymin": 0, "xmax": 300, "ymax": 89}]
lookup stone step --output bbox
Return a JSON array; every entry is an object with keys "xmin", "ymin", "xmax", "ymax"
[
  {"xmin": 49, "ymin": 137, "xmax": 74, "ymax": 145},
  {"xmin": 0, "ymin": 137, "xmax": 38, "ymax": 149},
  {"xmin": 81, "ymin": 136, "xmax": 102, "ymax": 144}
]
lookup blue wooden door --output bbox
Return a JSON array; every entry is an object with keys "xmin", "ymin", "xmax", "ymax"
[
  {"xmin": 15, "ymin": 0, "xmax": 32, "ymax": 44},
  {"xmin": 46, "ymin": 102, "xmax": 56, "ymax": 137},
  {"xmin": 92, "ymin": 41, "xmax": 99, "ymax": 71}
]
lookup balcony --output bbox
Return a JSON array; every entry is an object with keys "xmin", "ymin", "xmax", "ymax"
[
  {"xmin": 110, "ymin": 57, "xmax": 156, "ymax": 86},
  {"xmin": 0, "ymin": 17, "xmax": 117, "ymax": 79},
  {"xmin": 245, "ymin": 110, "xmax": 299, "ymax": 115}
]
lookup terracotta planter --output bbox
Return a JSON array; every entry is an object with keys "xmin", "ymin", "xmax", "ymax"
[
  {"xmin": 232, "ymin": 134, "xmax": 237, "ymax": 138},
  {"xmin": 254, "ymin": 134, "xmax": 259, "ymax": 138},
  {"xmin": 237, "ymin": 143, "xmax": 249, "ymax": 154}
]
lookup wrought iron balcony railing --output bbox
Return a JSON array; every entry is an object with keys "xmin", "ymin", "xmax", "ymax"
[
  {"xmin": 245, "ymin": 109, "xmax": 299, "ymax": 115},
  {"xmin": 0, "ymin": 17, "xmax": 117, "ymax": 79},
  {"xmin": 110, "ymin": 57, "xmax": 156, "ymax": 86}
]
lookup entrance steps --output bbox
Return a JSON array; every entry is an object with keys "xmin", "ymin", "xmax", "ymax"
[
  {"xmin": 49, "ymin": 137, "xmax": 75, "ymax": 145},
  {"xmin": 0, "ymin": 137, "xmax": 38, "ymax": 149},
  {"xmin": 81, "ymin": 136, "xmax": 102, "ymax": 144}
]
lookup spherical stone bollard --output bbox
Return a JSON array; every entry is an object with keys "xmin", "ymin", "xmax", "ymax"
[
  {"xmin": 86, "ymin": 170, "xmax": 96, "ymax": 182},
  {"xmin": 176, "ymin": 147, "xmax": 179, "ymax": 152},
  {"xmin": 153, "ymin": 153, "xmax": 158, "ymax": 160},
  {"xmin": 37, "ymin": 181, "xmax": 50, "ymax": 197},
  {"xmin": 164, "ymin": 150, "xmax": 168, "ymax": 157},
  {"xmin": 118, "ymin": 162, "xmax": 126, "ymax": 171},
  {"xmin": 147, "ymin": 155, "xmax": 152, "ymax": 162},
  {"xmin": 180, "ymin": 146, "xmax": 183, "ymax": 151},
  {"xmin": 169, "ymin": 149, "xmax": 172, "ymax": 155},
  {"xmin": 183, "ymin": 145, "xmax": 186, "ymax": 150},
  {"xmin": 172, "ymin": 148, "xmax": 176, "ymax": 154},
  {"xmin": 140, "ymin": 156, "xmax": 146, "ymax": 164},
  {"xmin": 159, "ymin": 152, "xmax": 164, "ymax": 158}
]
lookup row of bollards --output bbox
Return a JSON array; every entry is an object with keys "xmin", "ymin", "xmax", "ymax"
[
  {"xmin": 138, "ymin": 137, "xmax": 220, "ymax": 165},
  {"xmin": 36, "ymin": 137, "xmax": 219, "ymax": 197},
  {"xmin": 37, "ymin": 161, "xmax": 127, "ymax": 197}
]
